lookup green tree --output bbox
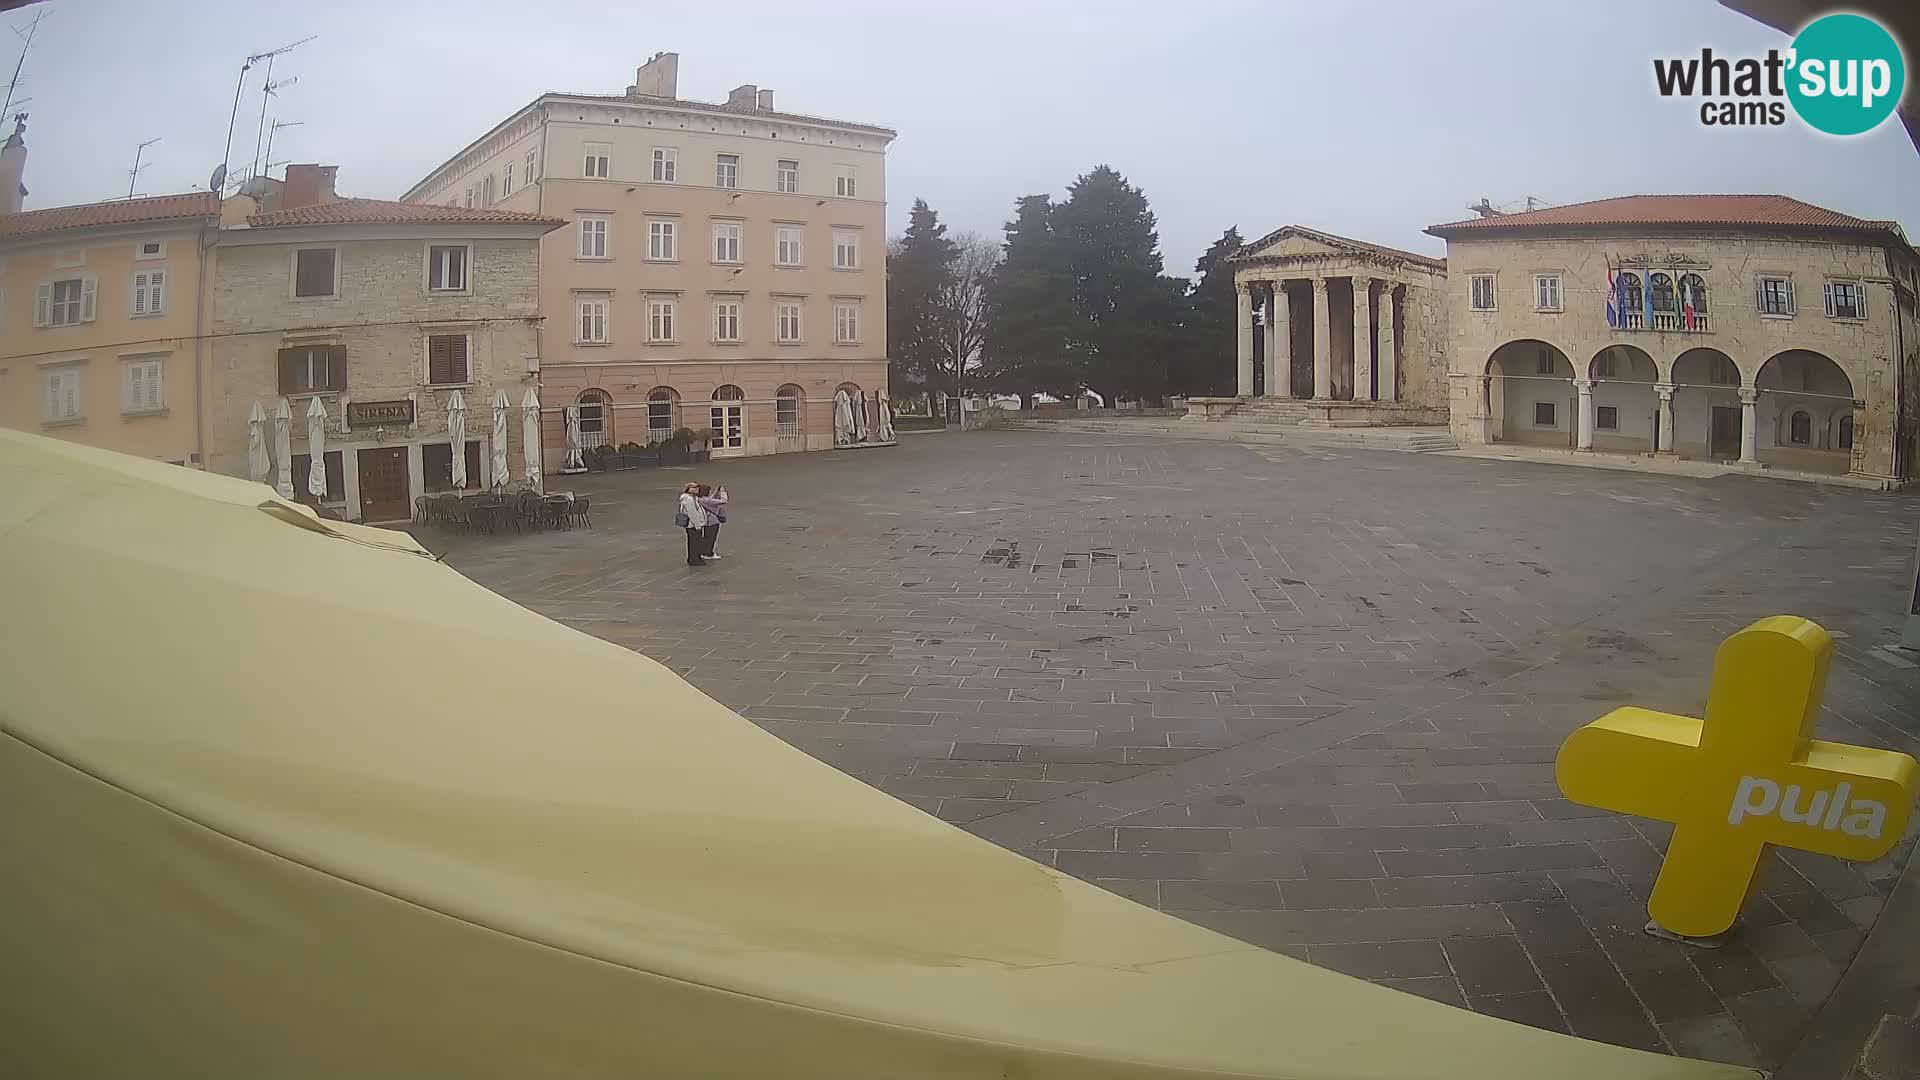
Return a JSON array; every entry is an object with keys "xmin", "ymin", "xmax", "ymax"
[
  {"xmin": 981, "ymin": 194, "xmax": 1078, "ymax": 400},
  {"xmin": 1054, "ymin": 165, "xmax": 1167, "ymax": 405},
  {"xmin": 885, "ymin": 198, "xmax": 958, "ymax": 394},
  {"xmin": 1178, "ymin": 226, "xmax": 1243, "ymax": 396}
]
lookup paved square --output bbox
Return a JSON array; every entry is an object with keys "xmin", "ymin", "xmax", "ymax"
[{"xmin": 443, "ymin": 431, "xmax": 1920, "ymax": 1071}]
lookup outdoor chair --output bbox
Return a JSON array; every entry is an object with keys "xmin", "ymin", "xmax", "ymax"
[{"xmin": 567, "ymin": 497, "xmax": 592, "ymax": 529}]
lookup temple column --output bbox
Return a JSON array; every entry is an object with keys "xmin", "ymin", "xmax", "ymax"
[
  {"xmin": 1236, "ymin": 282, "xmax": 1254, "ymax": 398},
  {"xmin": 1268, "ymin": 282, "xmax": 1291, "ymax": 398},
  {"xmin": 1352, "ymin": 278, "xmax": 1375, "ymax": 401},
  {"xmin": 1739, "ymin": 387, "xmax": 1759, "ymax": 462},
  {"xmin": 1377, "ymin": 283, "xmax": 1397, "ymax": 403},
  {"xmin": 1312, "ymin": 278, "xmax": 1333, "ymax": 400}
]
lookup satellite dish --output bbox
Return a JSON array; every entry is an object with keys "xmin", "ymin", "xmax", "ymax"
[{"xmin": 209, "ymin": 164, "xmax": 227, "ymax": 192}]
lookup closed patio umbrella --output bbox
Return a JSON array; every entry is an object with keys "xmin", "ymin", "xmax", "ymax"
[
  {"xmin": 0, "ymin": 426, "xmax": 1753, "ymax": 1080},
  {"xmin": 304, "ymin": 397, "xmax": 329, "ymax": 500},
  {"xmin": 246, "ymin": 401, "xmax": 269, "ymax": 484},
  {"xmin": 271, "ymin": 397, "xmax": 293, "ymax": 500},
  {"xmin": 563, "ymin": 405, "xmax": 584, "ymax": 470},
  {"xmin": 491, "ymin": 390, "xmax": 511, "ymax": 490},
  {"xmin": 521, "ymin": 390, "xmax": 543, "ymax": 492},
  {"xmin": 447, "ymin": 390, "xmax": 468, "ymax": 491}
]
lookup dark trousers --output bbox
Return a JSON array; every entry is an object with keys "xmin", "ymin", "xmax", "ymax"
[
  {"xmin": 702, "ymin": 523, "xmax": 721, "ymax": 555},
  {"xmin": 685, "ymin": 527, "xmax": 707, "ymax": 565}
]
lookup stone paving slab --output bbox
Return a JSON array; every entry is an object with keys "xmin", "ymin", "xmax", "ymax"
[{"xmin": 440, "ymin": 430, "xmax": 1920, "ymax": 1072}]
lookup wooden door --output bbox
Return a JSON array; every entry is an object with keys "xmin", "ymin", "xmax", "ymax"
[
  {"xmin": 357, "ymin": 447, "xmax": 410, "ymax": 523},
  {"xmin": 1710, "ymin": 406, "xmax": 1742, "ymax": 460}
]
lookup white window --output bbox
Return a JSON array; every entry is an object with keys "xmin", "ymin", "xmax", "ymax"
[
  {"xmin": 578, "ymin": 216, "xmax": 609, "ymax": 259},
  {"xmin": 44, "ymin": 367, "xmax": 81, "ymax": 422},
  {"xmin": 648, "ymin": 298, "xmax": 676, "ymax": 342},
  {"xmin": 523, "ymin": 149, "xmax": 537, "ymax": 187},
  {"xmin": 135, "ymin": 240, "xmax": 165, "ymax": 260},
  {"xmin": 583, "ymin": 142, "xmax": 611, "ymax": 179},
  {"xmin": 502, "ymin": 162, "xmax": 514, "ymax": 196},
  {"xmin": 712, "ymin": 221, "xmax": 742, "ymax": 263},
  {"xmin": 1469, "ymin": 273, "xmax": 1496, "ymax": 311},
  {"xmin": 1533, "ymin": 274, "xmax": 1562, "ymax": 312},
  {"xmin": 576, "ymin": 297, "xmax": 609, "ymax": 343},
  {"xmin": 776, "ymin": 225, "xmax": 804, "ymax": 267},
  {"xmin": 483, "ymin": 175, "xmax": 496, "ymax": 206},
  {"xmin": 652, "ymin": 147, "xmax": 677, "ymax": 182},
  {"xmin": 131, "ymin": 268, "xmax": 167, "ymax": 316},
  {"xmin": 834, "ymin": 300, "xmax": 861, "ymax": 343},
  {"xmin": 123, "ymin": 358, "xmax": 164, "ymax": 414},
  {"xmin": 427, "ymin": 245, "xmax": 468, "ymax": 292},
  {"xmin": 835, "ymin": 165, "xmax": 857, "ymax": 198},
  {"xmin": 777, "ymin": 159, "xmax": 799, "ymax": 193},
  {"xmin": 465, "ymin": 187, "xmax": 475, "ymax": 208},
  {"xmin": 1825, "ymin": 280, "xmax": 1866, "ymax": 320},
  {"xmin": 776, "ymin": 386, "xmax": 801, "ymax": 435},
  {"xmin": 1758, "ymin": 275, "xmax": 1795, "ymax": 316},
  {"xmin": 36, "ymin": 277, "xmax": 96, "ymax": 327},
  {"xmin": 648, "ymin": 220, "xmax": 677, "ymax": 261},
  {"xmin": 833, "ymin": 230, "xmax": 860, "ymax": 270},
  {"xmin": 776, "ymin": 301, "xmax": 803, "ymax": 342},
  {"xmin": 715, "ymin": 153, "xmax": 739, "ymax": 189},
  {"xmin": 712, "ymin": 300, "xmax": 741, "ymax": 342}
]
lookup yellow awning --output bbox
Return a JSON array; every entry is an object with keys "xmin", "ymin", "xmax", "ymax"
[{"xmin": 0, "ymin": 429, "xmax": 1754, "ymax": 1079}]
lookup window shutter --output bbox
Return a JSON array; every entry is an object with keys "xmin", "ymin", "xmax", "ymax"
[
  {"xmin": 328, "ymin": 345, "xmax": 348, "ymax": 391},
  {"xmin": 35, "ymin": 282, "xmax": 50, "ymax": 326},
  {"xmin": 278, "ymin": 348, "xmax": 298, "ymax": 394},
  {"xmin": 45, "ymin": 373, "xmax": 59, "ymax": 418},
  {"xmin": 80, "ymin": 277, "xmax": 97, "ymax": 322},
  {"xmin": 429, "ymin": 335, "xmax": 451, "ymax": 384},
  {"xmin": 150, "ymin": 270, "xmax": 164, "ymax": 312},
  {"xmin": 451, "ymin": 335, "xmax": 469, "ymax": 382},
  {"xmin": 1785, "ymin": 279, "xmax": 1795, "ymax": 314},
  {"xmin": 125, "ymin": 363, "xmax": 142, "ymax": 409},
  {"xmin": 133, "ymin": 273, "xmax": 147, "ymax": 315},
  {"xmin": 1823, "ymin": 282, "xmax": 1835, "ymax": 317},
  {"xmin": 145, "ymin": 364, "xmax": 162, "ymax": 410}
]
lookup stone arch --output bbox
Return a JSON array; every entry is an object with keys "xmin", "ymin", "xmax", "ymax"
[
  {"xmin": 1668, "ymin": 348, "xmax": 1743, "ymax": 460},
  {"xmin": 1484, "ymin": 340, "xmax": 1576, "ymax": 447},
  {"xmin": 1587, "ymin": 345, "xmax": 1659, "ymax": 453},
  {"xmin": 1754, "ymin": 350, "xmax": 1855, "ymax": 473}
]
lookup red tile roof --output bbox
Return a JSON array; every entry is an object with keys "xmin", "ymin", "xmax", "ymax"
[
  {"xmin": 0, "ymin": 192, "xmax": 217, "ymax": 242},
  {"xmin": 1427, "ymin": 194, "xmax": 1905, "ymax": 241},
  {"xmin": 247, "ymin": 198, "xmax": 564, "ymax": 229}
]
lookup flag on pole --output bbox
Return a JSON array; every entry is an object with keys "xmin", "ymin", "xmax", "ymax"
[
  {"xmin": 1605, "ymin": 263, "xmax": 1619, "ymax": 329},
  {"xmin": 1682, "ymin": 280, "xmax": 1697, "ymax": 331}
]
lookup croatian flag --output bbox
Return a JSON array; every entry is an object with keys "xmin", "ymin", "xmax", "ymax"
[
  {"xmin": 1605, "ymin": 265, "xmax": 1619, "ymax": 329},
  {"xmin": 1683, "ymin": 293, "xmax": 1697, "ymax": 331}
]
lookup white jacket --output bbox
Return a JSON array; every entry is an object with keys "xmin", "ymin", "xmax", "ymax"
[{"xmin": 677, "ymin": 492, "xmax": 708, "ymax": 529}]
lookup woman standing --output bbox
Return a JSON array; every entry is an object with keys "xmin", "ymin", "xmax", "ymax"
[
  {"xmin": 677, "ymin": 483, "xmax": 709, "ymax": 565},
  {"xmin": 697, "ymin": 484, "xmax": 729, "ymax": 560}
]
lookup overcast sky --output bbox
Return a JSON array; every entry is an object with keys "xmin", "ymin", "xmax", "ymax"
[{"xmin": 11, "ymin": 0, "xmax": 1920, "ymax": 273}]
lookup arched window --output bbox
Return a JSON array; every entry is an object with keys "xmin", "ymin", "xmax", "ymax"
[
  {"xmin": 1789, "ymin": 410, "xmax": 1812, "ymax": 445},
  {"xmin": 1616, "ymin": 272, "xmax": 1644, "ymax": 328},
  {"xmin": 712, "ymin": 384, "xmax": 745, "ymax": 401},
  {"xmin": 1650, "ymin": 272, "xmax": 1676, "ymax": 313},
  {"xmin": 776, "ymin": 384, "xmax": 803, "ymax": 436},
  {"xmin": 576, "ymin": 389, "xmax": 611, "ymax": 449},
  {"xmin": 1678, "ymin": 273, "xmax": 1708, "ymax": 330},
  {"xmin": 1838, "ymin": 413, "xmax": 1855, "ymax": 450},
  {"xmin": 646, "ymin": 387, "xmax": 677, "ymax": 443}
]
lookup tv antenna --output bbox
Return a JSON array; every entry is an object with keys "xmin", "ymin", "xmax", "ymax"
[
  {"xmin": 251, "ymin": 73, "xmax": 298, "ymax": 181},
  {"xmin": 218, "ymin": 35, "xmax": 313, "ymax": 197},
  {"xmin": 2, "ymin": 7, "xmax": 47, "ymax": 120},
  {"xmin": 261, "ymin": 119, "xmax": 303, "ymax": 179},
  {"xmin": 127, "ymin": 136, "xmax": 160, "ymax": 199}
]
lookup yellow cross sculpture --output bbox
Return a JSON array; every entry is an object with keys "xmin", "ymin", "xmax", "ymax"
[{"xmin": 1556, "ymin": 616, "xmax": 1917, "ymax": 939}]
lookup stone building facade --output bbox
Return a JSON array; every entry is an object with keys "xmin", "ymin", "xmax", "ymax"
[
  {"xmin": 402, "ymin": 53, "xmax": 896, "ymax": 463},
  {"xmin": 1426, "ymin": 195, "xmax": 1920, "ymax": 482},
  {"xmin": 1226, "ymin": 227, "xmax": 1449, "ymax": 424},
  {"xmin": 207, "ymin": 167, "xmax": 561, "ymax": 522}
]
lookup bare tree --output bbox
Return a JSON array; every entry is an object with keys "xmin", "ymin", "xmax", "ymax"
[{"xmin": 933, "ymin": 231, "xmax": 1000, "ymax": 407}]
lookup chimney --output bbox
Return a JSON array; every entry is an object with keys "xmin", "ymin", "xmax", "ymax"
[
  {"xmin": 629, "ymin": 51, "xmax": 679, "ymax": 98},
  {"xmin": 756, "ymin": 88, "xmax": 775, "ymax": 111},
  {"xmin": 282, "ymin": 164, "xmax": 338, "ymax": 210},
  {"xmin": 0, "ymin": 113, "xmax": 28, "ymax": 216},
  {"xmin": 726, "ymin": 84, "xmax": 759, "ymax": 109}
]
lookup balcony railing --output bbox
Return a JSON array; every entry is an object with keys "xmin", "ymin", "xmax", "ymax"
[{"xmin": 1617, "ymin": 310, "xmax": 1710, "ymax": 333}]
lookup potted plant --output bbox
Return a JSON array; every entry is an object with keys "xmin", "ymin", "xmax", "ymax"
[
  {"xmin": 660, "ymin": 428, "xmax": 696, "ymax": 466},
  {"xmin": 583, "ymin": 444, "xmax": 609, "ymax": 472},
  {"xmin": 691, "ymin": 427, "xmax": 720, "ymax": 464}
]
